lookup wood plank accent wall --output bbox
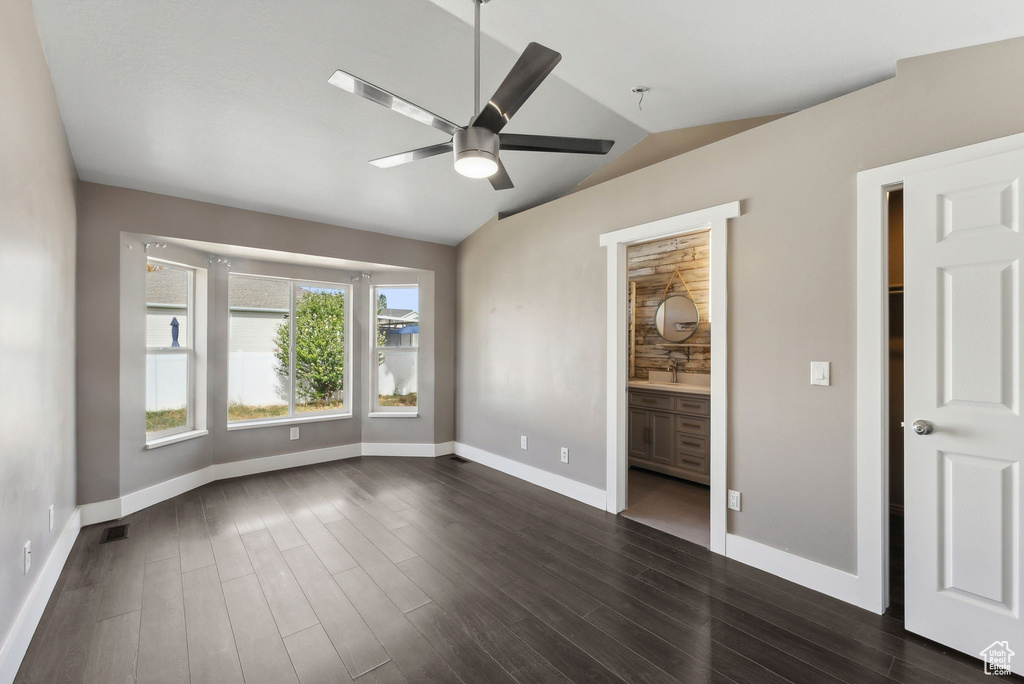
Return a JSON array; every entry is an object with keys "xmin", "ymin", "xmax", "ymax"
[{"xmin": 627, "ymin": 230, "xmax": 711, "ymax": 378}]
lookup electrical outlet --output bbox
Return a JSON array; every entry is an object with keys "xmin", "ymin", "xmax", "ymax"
[
  {"xmin": 289, "ymin": 427, "xmax": 300, "ymax": 440},
  {"xmin": 49, "ymin": 505, "xmax": 54, "ymax": 532},
  {"xmin": 521, "ymin": 435, "xmax": 528, "ymax": 450},
  {"xmin": 24, "ymin": 541, "xmax": 31, "ymax": 575},
  {"xmin": 560, "ymin": 447, "xmax": 569, "ymax": 464},
  {"xmin": 728, "ymin": 490, "xmax": 741, "ymax": 511}
]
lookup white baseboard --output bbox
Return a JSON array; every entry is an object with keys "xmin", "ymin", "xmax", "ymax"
[
  {"xmin": 0, "ymin": 507, "xmax": 82, "ymax": 684},
  {"xmin": 725, "ymin": 533, "xmax": 860, "ymax": 607},
  {"xmin": 80, "ymin": 442, "xmax": 448, "ymax": 526},
  {"xmin": 362, "ymin": 442, "xmax": 453, "ymax": 458},
  {"xmin": 453, "ymin": 442, "xmax": 607, "ymax": 510}
]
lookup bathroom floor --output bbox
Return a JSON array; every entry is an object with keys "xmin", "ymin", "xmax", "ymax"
[{"xmin": 622, "ymin": 466, "xmax": 710, "ymax": 547}]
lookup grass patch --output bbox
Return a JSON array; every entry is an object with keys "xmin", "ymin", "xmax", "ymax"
[
  {"xmin": 379, "ymin": 393, "xmax": 417, "ymax": 407},
  {"xmin": 296, "ymin": 401, "xmax": 345, "ymax": 413},
  {"xmin": 227, "ymin": 401, "xmax": 345, "ymax": 422},
  {"xmin": 146, "ymin": 407, "xmax": 187, "ymax": 433},
  {"xmin": 228, "ymin": 403, "xmax": 289, "ymax": 422}
]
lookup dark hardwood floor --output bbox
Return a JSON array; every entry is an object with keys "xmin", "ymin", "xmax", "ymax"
[{"xmin": 16, "ymin": 455, "xmax": 1013, "ymax": 683}]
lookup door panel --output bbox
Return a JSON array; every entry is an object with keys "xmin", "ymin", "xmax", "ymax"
[{"xmin": 904, "ymin": 148, "xmax": 1024, "ymax": 663}]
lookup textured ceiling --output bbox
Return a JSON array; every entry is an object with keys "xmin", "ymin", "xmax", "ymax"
[
  {"xmin": 426, "ymin": 0, "xmax": 1024, "ymax": 132},
  {"xmin": 31, "ymin": 0, "xmax": 1024, "ymax": 244},
  {"xmin": 31, "ymin": 0, "xmax": 645, "ymax": 245}
]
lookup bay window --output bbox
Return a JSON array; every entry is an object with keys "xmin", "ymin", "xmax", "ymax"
[
  {"xmin": 373, "ymin": 285, "xmax": 419, "ymax": 413},
  {"xmin": 228, "ymin": 274, "xmax": 350, "ymax": 426},
  {"xmin": 146, "ymin": 260, "xmax": 196, "ymax": 439}
]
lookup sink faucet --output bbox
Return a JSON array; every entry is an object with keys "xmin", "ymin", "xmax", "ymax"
[{"xmin": 667, "ymin": 358, "xmax": 678, "ymax": 383}]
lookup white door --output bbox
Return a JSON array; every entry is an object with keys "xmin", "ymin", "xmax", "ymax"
[{"xmin": 904, "ymin": 148, "xmax": 1024, "ymax": 665}]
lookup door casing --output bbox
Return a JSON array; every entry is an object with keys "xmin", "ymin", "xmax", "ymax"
[
  {"xmin": 856, "ymin": 131, "xmax": 1024, "ymax": 615},
  {"xmin": 600, "ymin": 201, "xmax": 740, "ymax": 556}
]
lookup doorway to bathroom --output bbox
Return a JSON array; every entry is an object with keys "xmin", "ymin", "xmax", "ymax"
[
  {"xmin": 600, "ymin": 202, "xmax": 739, "ymax": 556},
  {"xmin": 620, "ymin": 230, "xmax": 712, "ymax": 547}
]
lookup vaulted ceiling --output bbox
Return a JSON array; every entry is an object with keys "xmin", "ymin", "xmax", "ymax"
[{"xmin": 31, "ymin": 0, "xmax": 1024, "ymax": 244}]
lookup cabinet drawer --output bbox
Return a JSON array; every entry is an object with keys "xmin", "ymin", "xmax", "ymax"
[
  {"xmin": 675, "ymin": 451, "xmax": 708, "ymax": 474},
  {"xmin": 673, "ymin": 395, "xmax": 709, "ymax": 416},
  {"xmin": 676, "ymin": 433, "xmax": 708, "ymax": 456},
  {"xmin": 675, "ymin": 415, "xmax": 709, "ymax": 437},
  {"xmin": 629, "ymin": 392, "xmax": 673, "ymax": 411}
]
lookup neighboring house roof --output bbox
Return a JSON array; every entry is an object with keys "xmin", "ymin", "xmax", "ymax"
[
  {"xmin": 145, "ymin": 267, "xmax": 188, "ymax": 307},
  {"xmin": 228, "ymin": 276, "xmax": 290, "ymax": 311},
  {"xmin": 379, "ymin": 308, "xmax": 418, "ymax": 322},
  {"xmin": 146, "ymin": 268, "xmax": 292, "ymax": 311}
]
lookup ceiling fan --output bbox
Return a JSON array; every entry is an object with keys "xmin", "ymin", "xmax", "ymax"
[{"xmin": 327, "ymin": 0, "xmax": 614, "ymax": 190}]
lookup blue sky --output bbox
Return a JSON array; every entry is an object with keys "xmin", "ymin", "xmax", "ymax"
[{"xmin": 379, "ymin": 286, "xmax": 418, "ymax": 312}]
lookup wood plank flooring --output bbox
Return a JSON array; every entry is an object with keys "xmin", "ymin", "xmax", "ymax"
[{"xmin": 16, "ymin": 455, "xmax": 1014, "ymax": 684}]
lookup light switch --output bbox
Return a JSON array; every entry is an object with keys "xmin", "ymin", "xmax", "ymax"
[{"xmin": 810, "ymin": 361, "xmax": 830, "ymax": 386}]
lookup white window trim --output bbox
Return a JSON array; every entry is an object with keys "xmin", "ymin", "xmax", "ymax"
[
  {"xmin": 227, "ymin": 273, "xmax": 352, "ymax": 427},
  {"xmin": 146, "ymin": 260, "xmax": 197, "ymax": 444},
  {"xmin": 371, "ymin": 283, "xmax": 419, "ymax": 415},
  {"xmin": 144, "ymin": 429, "xmax": 209, "ymax": 450}
]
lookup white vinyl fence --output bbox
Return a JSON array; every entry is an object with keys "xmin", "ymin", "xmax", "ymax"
[
  {"xmin": 146, "ymin": 353, "xmax": 188, "ymax": 411},
  {"xmin": 147, "ymin": 351, "xmax": 419, "ymax": 410}
]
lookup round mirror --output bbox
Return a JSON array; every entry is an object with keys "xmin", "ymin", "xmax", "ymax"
[{"xmin": 655, "ymin": 295, "xmax": 700, "ymax": 342}]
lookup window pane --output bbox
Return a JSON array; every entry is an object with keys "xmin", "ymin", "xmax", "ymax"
[
  {"xmin": 228, "ymin": 276, "xmax": 290, "ymax": 421},
  {"xmin": 378, "ymin": 350, "xmax": 417, "ymax": 407},
  {"xmin": 376, "ymin": 287, "xmax": 418, "ymax": 348},
  {"xmin": 146, "ymin": 262, "xmax": 189, "ymax": 348},
  {"xmin": 146, "ymin": 352, "xmax": 189, "ymax": 433},
  {"xmin": 295, "ymin": 286, "xmax": 346, "ymax": 413}
]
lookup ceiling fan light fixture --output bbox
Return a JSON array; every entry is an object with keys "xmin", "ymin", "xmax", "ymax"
[{"xmin": 453, "ymin": 127, "xmax": 499, "ymax": 179}]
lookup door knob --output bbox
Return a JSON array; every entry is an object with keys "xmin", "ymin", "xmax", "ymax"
[{"xmin": 912, "ymin": 420, "xmax": 934, "ymax": 435}]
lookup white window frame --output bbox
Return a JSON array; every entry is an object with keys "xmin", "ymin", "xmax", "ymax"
[
  {"xmin": 146, "ymin": 259, "xmax": 197, "ymax": 442},
  {"xmin": 227, "ymin": 273, "xmax": 352, "ymax": 429},
  {"xmin": 370, "ymin": 283, "xmax": 419, "ymax": 415}
]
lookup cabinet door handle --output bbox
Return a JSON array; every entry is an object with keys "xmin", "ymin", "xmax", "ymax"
[
  {"xmin": 681, "ymin": 458, "xmax": 702, "ymax": 466},
  {"xmin": 680, "ymin": 439, "xmax": 701, "ymax": 448}
]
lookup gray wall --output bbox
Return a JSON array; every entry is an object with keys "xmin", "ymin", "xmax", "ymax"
[
  {"xmin": 78, "ymin": 183, "xmax": 456, "ymax": 504},
  {"xmin": 0, "ymin": 0, "xmax": 78, "ymax": 655},
  {"xmin": 456, "ymin": 36, "xmax": 1024, "ymax": 574}
]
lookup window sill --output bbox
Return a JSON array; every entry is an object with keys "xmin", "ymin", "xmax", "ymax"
[
  {"xmin": 145, "ymin": 429, "xmax": 209, "ymax": 450},
  {"xmin": 367, "ymin": 411, "xmax": 418, "ymax": 418},
  {"xmin": 227, "ymin": 412, "xmax": 353, "ymax": 431}
]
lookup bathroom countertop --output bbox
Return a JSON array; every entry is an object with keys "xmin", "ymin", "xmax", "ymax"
[{"xmin": 628, "ymin": 379, "xmax": 711, "ymax": 395}]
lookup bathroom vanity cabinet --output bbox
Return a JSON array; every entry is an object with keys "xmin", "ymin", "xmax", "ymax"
[{"xmin": 627, "ymin": 387, "xmax": 709, "ymax": 485}]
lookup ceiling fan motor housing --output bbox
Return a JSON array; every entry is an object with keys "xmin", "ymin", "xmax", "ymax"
[{"xmin": 453, "ymin": 126, "xmax": 500, "ymax": 178}]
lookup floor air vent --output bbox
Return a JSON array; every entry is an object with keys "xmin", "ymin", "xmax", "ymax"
[
  {"xmin": 449, "ymin": 455, "xmax": 469, "ymax": 463},
  {"xmin": 100, "ymin": 524, "xmax": 129, "ymax": 544}
]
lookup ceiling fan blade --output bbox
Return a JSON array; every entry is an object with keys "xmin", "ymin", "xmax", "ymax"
[
  {"xmin": 488, "ymin": 159, "xmax": 514, "ymax": 190},
  {"xmin": 329, "ymin": 69, "xmax": 461, "ymax": 137},
  {"xmin": 369, "ymin": 142, "xmax": 453, "ymax": 168},
  {"xmin": 500, "ymin": 134, "xmax": 614, "ymax": 155},
  {"xmin": 472, "ymin": 43, "xmax": 561, "ymax": 134}
]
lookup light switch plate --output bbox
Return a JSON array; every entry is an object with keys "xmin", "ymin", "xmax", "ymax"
[
  {"xmin": 521, "ymin": 435, "xmax": 528, "ymax": 450},
  {"xmin": 49, "ymin": 505, "xmax": 54, "ymax": 532},
  {"xmin": 24, "ymin": 541, "xmax": 31, "ymax": 575},
  {"xmin": 810, "ymin": 361, "xmax": 830, "ymax": 386},
  {"xmin": 289, "ymin": 427, "xmax": 300, "ymax": 440}
]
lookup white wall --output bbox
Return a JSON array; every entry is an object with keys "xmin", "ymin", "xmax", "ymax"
[{"xmin": 0, "ymin": 0, "xmax": 78, "ymax": 667}]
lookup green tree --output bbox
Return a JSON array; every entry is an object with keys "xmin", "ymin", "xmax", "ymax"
[
  {"xmin": 274, "ymin": 290, "xmax": 346, "ymax": 406},
  {"xmin": 376, "ymin": 292, "xmax": 387, "ymax": 363}
]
